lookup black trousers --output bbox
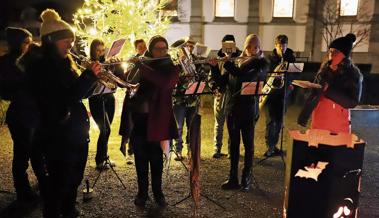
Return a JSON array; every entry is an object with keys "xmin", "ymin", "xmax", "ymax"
[
  {"xmin": 89, "ymin": 93, "xmax": 115, "ymax": 164},
  {"xmin": 8, "ymin": 123, "xmax": 45, "ymax": 198},
  {"xmin": 43, "ymin": 143, "xmax": 88, "ymax": 218},
  {"xmin": 226, "ymin": 112, "xmax": 255, "ymax": 179},
  {"xmin": 130, "ymin": 113, "xmax": 164, "ymax": 198},
  {"xmin": 265, "ymin": 88, "xmax": 289, "ymax": 149}
]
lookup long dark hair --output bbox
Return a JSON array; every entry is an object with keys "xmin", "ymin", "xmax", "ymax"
[{"xmin": 90, "ymin": 39, "xmax": 105, "ymax": 61}]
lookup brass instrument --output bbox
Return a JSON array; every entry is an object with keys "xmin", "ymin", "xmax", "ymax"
[
  {"xmin": 70, "ymin": 52, "xmax": 139, "ymax": 97},
  {"xmin": 191, "ymin": 56, "xmax": 249, "ymax": 65},
  {"xmin": 259, "ymin": 60, "xmax": 288, "ymax": 109}
]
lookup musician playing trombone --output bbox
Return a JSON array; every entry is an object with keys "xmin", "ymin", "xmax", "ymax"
[
  {"xmin": 209, "ymin": 34, "xmax": 268, "ymax": 192},
  {"xmin": 264, "ymin": 34, "xmax": 296, "ymax": 157}
]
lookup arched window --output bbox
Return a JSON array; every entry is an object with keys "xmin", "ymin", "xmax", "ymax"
[
  {"xmin": 273, "ymin": 0, "xmax": 294, "ymax": 18},
  {"xmin": 215, "ymin": 0, "xmax": 235, "ymax": 17},
  {"xmin": 340, "ymin": 0, "xmax": 359, "ymax": 16}
]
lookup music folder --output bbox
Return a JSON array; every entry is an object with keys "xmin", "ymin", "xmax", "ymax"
[
  {"xmin": 240, "ymin": 81, "xmax": 264, "ymax": 95},
  {"xmin": 185, "ymin": 82, "xmax": 206, "ymax": 95}
]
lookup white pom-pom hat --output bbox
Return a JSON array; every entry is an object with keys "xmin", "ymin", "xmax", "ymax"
[{"xmin": 40, "ymin": 9, "xmax": 75, "ymax": 42}]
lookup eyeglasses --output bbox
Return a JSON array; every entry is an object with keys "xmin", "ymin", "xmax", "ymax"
[{"xmin": 153, "ymin": 47, "xmax": 168, "ymax": 52}]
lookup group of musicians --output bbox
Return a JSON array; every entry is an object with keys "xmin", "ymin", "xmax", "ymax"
[{"xmin": 0, "ymin": 8, "xmax": 363, "ymax": 218}]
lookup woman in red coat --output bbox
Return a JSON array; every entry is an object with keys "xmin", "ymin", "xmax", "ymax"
[
  {"xmin": 298, "ymin": 33, "xmax": 363, "ymax": 133},
  {"xmin": 128, "ymin": 35, "xmax": 179, "ymax": 207}
]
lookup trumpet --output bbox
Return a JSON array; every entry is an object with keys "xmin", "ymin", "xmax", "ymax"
[
  {"xmin": 70, "ymin": 52, "xmax": 140, "ymax": 98},
  {"xmin": 191, "ymin": 56, "xmax": 249, "ymax": 65}
]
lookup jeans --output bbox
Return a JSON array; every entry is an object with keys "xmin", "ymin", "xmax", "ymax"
[
  {"xmin": 89, "ymin": 93, "xmax": 115, "ymax": 164},
  {"xmin": 173, "ymin": 105, "xmax": 197, "ymax": 153}
]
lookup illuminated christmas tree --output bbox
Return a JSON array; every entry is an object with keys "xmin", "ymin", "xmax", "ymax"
[{"xmin": 73, "ymin": 0, "xmax": 171, "ymax": 57}]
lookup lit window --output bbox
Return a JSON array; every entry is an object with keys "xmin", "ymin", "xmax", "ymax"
[
  {"xmin": 215, "ymin": 0, "xmax": 235, "ymax": 17},
  {"xmin": 273, "ymin": 0, "xmax": 294, "ymax": 18},
  {"xmin": 340, "ymin": 0, "xmax": 359, "ymax": 16}
]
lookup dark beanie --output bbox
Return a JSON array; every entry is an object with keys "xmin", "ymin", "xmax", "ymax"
[
  {"xmin": 329, "ymin": 33, "xmax": 356, "ymax": 57},
  {"xmin": 147, "ymin": 35, "xmax": 168, "ymax": 53},
  {"xmin": 222, "ymin": 34, "xmax": 235, "ymax": 42},
  {"xmin": 5, "ymin": 27, "xmax": 32, "ymax": 52}
]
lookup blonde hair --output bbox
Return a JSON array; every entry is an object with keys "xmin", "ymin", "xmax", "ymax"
[{"xmin": 241, "ymin": 34, "xmax": 262, "ymax": 57}]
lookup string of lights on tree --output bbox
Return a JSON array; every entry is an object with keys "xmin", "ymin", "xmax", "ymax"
[{"xmin": 72, "ymin": 0, "xmax": 171, "ymax": 57}]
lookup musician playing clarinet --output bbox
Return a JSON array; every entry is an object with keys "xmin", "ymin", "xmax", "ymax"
[
  {"xmin": 209, "ymin": 34, "xmax": 268, "ymax": 192},
  {"xmin": 264, "ymin": 34, "xmax": 296, "ymax": 157}
]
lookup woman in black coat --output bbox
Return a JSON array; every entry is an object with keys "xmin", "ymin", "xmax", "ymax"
[
  {"xmin": 0, "ymin": 27, "xmax": 42, "ymax": 201},
  {"xmin": 209, "ymin": 34, "xmax": 268, "ymax": 192},
  {"xmin": 19, "ymin": 9, "xmax": 101, "ymax": 217}
]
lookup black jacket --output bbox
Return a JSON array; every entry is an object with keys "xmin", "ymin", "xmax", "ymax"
[
  {"xmin": 297, "ymin": 58, "xmax": 363, "ymax": 126},
  {"xmin": 19, "ymin": 45, "xmax": 98, "ymax": 158},
  {"xmin": 0, "ymin": 52, "xmax": 39, "ymax": 127},
  {"xmin": 210, "ymin": 56, "xmax": 269, "ymax": 116}
]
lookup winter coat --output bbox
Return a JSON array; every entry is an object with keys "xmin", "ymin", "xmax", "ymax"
[
  {"xmin": 210, "ymin": 56, "xmax": 269, "ymax": 117},
  {"xmin": 297, "ymin": 58, "xmax": 363, "ymax": 128},
  {"xmin": 0, "ymin": 52, "xmax": 39, "ymax": 127},
  {"xmin": 19, "ymin": 45, "xmax": 98, "ymax": 160},
  {"xmin": 131, "ymin": 58, "xmax": 180, "ymax": 142}
]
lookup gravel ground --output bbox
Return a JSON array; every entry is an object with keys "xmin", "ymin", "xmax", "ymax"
[{"xmin": 0, "ymin": 101, "xmax": 378, "ymax": 218}]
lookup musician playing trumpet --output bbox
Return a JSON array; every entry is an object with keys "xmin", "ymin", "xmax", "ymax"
[
  {"xmin": 209, "ymin": 34, "xmax": 268, "ymax": 192},
  {"xmin": 18, "ymin": 9, "xmax": 102, "ymax": 217}
]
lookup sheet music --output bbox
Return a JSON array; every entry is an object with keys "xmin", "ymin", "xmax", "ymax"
[
  {"xmin": 240, "ymin": 81, "xmax": 264, "ymax": 95},
  {"xmin": 106, "ymin": 38, "xmax": 127, "ymax": 59},
  {"xmin": 185, "ymin": 82, "xmax": 206, "ymax": 94}
]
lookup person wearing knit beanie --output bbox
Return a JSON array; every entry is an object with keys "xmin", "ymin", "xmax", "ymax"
[
  {"xmin": 329, "ymin": 33, "xmax": 356, "ymax": 57},
  {"xmin": 5, "ymin": 27, "xmax": 32, "ymax": 55},
  {"xmin": 222, "ymin": 34, "xmax": 235, "ymax": 42},
  {"xmin": 39, "ymin": 9, "xmax": 75, "ymax": 43}
]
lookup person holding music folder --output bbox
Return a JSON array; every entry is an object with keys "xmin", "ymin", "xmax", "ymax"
[
  {"xmin": 119, "ymin": 39, "xmax": 147, "ymax": 164},
  {"xmin": 264, "ymin": 34, "xmax": 296, "ymax": 157},
  {"xmin": 209, "ymin": 34, "xmax": 268, "ymax": 191},
  {"xmin": 18, "ymin": 9, "xmax": 102, "ymax": 217},
  {"xmin": 209, "ymin": 34, "xmax": 242, "ymax": 158},
  {"xmin": 0, "ymin": 27, "xmax": 44, "ymax": 202},
  {"xmin": 128, "ymin": 35, "xmax": 179, "ymax": 207},
  {"xmin": 298, "ymin": 33, "xmax": 363, "ymax": 133},
  {"xmin": 88, "ymin": 38, "xmax": 124, "ymax": 170}
]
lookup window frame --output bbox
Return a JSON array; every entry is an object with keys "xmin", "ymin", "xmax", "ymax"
[
  {"xmin": 214, "ymin": 0, "xmax": 235, "ymax": 18},
  {"xmin": 339, "ymin": 0, "xmax": 359, "ymax": 17},
  {"xmin": 272, "ymin": 0, "xmax": 295, "ymax": 18}
]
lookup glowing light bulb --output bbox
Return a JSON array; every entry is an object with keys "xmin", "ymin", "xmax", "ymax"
[
  {"xmin": 333, "ymin": 207, "xmax": 343, "ymax": 218},
  {"xmin": 89, "ymin": 27, "xmax": 97, "ymax": 36},
  {"xmin": 343, "ymin": 206, "xmax": 351, "ymax": 216}
]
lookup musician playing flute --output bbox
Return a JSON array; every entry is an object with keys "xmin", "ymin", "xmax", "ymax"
[
  {"xmin": 128, "ymin": 35, "xmax": 179, "ymax": 207},
  {"xmin": 209, "ymin": 34, "xmax": 268, "ymax": 192}
]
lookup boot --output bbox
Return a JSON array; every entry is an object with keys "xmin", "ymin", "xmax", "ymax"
[
  {"xmin": 221, "ymin": 170, "xmax": 240, "ymax": 190},
  {"xmin": 134, "ymin": 192, "xmax": 148, "ymax": 208},
  {"xmin": 241, "ymin": 168, "xmax": 252, "ymax": 192}
]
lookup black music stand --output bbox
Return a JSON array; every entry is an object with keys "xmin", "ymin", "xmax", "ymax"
[
  {"xmin": 86, "ymin": 92, "xmax": 127, "ymax": 200},
  {"xmin": 257, "ymin": 63, "xmax": 303, "ymax": 167}
]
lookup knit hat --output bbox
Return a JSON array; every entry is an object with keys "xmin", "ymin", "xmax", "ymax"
[
  {"xmin": 5, "ymin": 27, "xmax": 32, "ymax": 52},
  {"xmin": 39, "ymin": 9, "xmax": 75, "ymax": 43},
  {"xmin": 329, "ymin": 33, "xmax": 356, "ymax": 57},
  {"xmin": 222, "ymin": 34, "xmax": 235, "ymax": 42},
  {"xmin": 147, "ymin": 35, "xmax": 168, "ymax": 53}
]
